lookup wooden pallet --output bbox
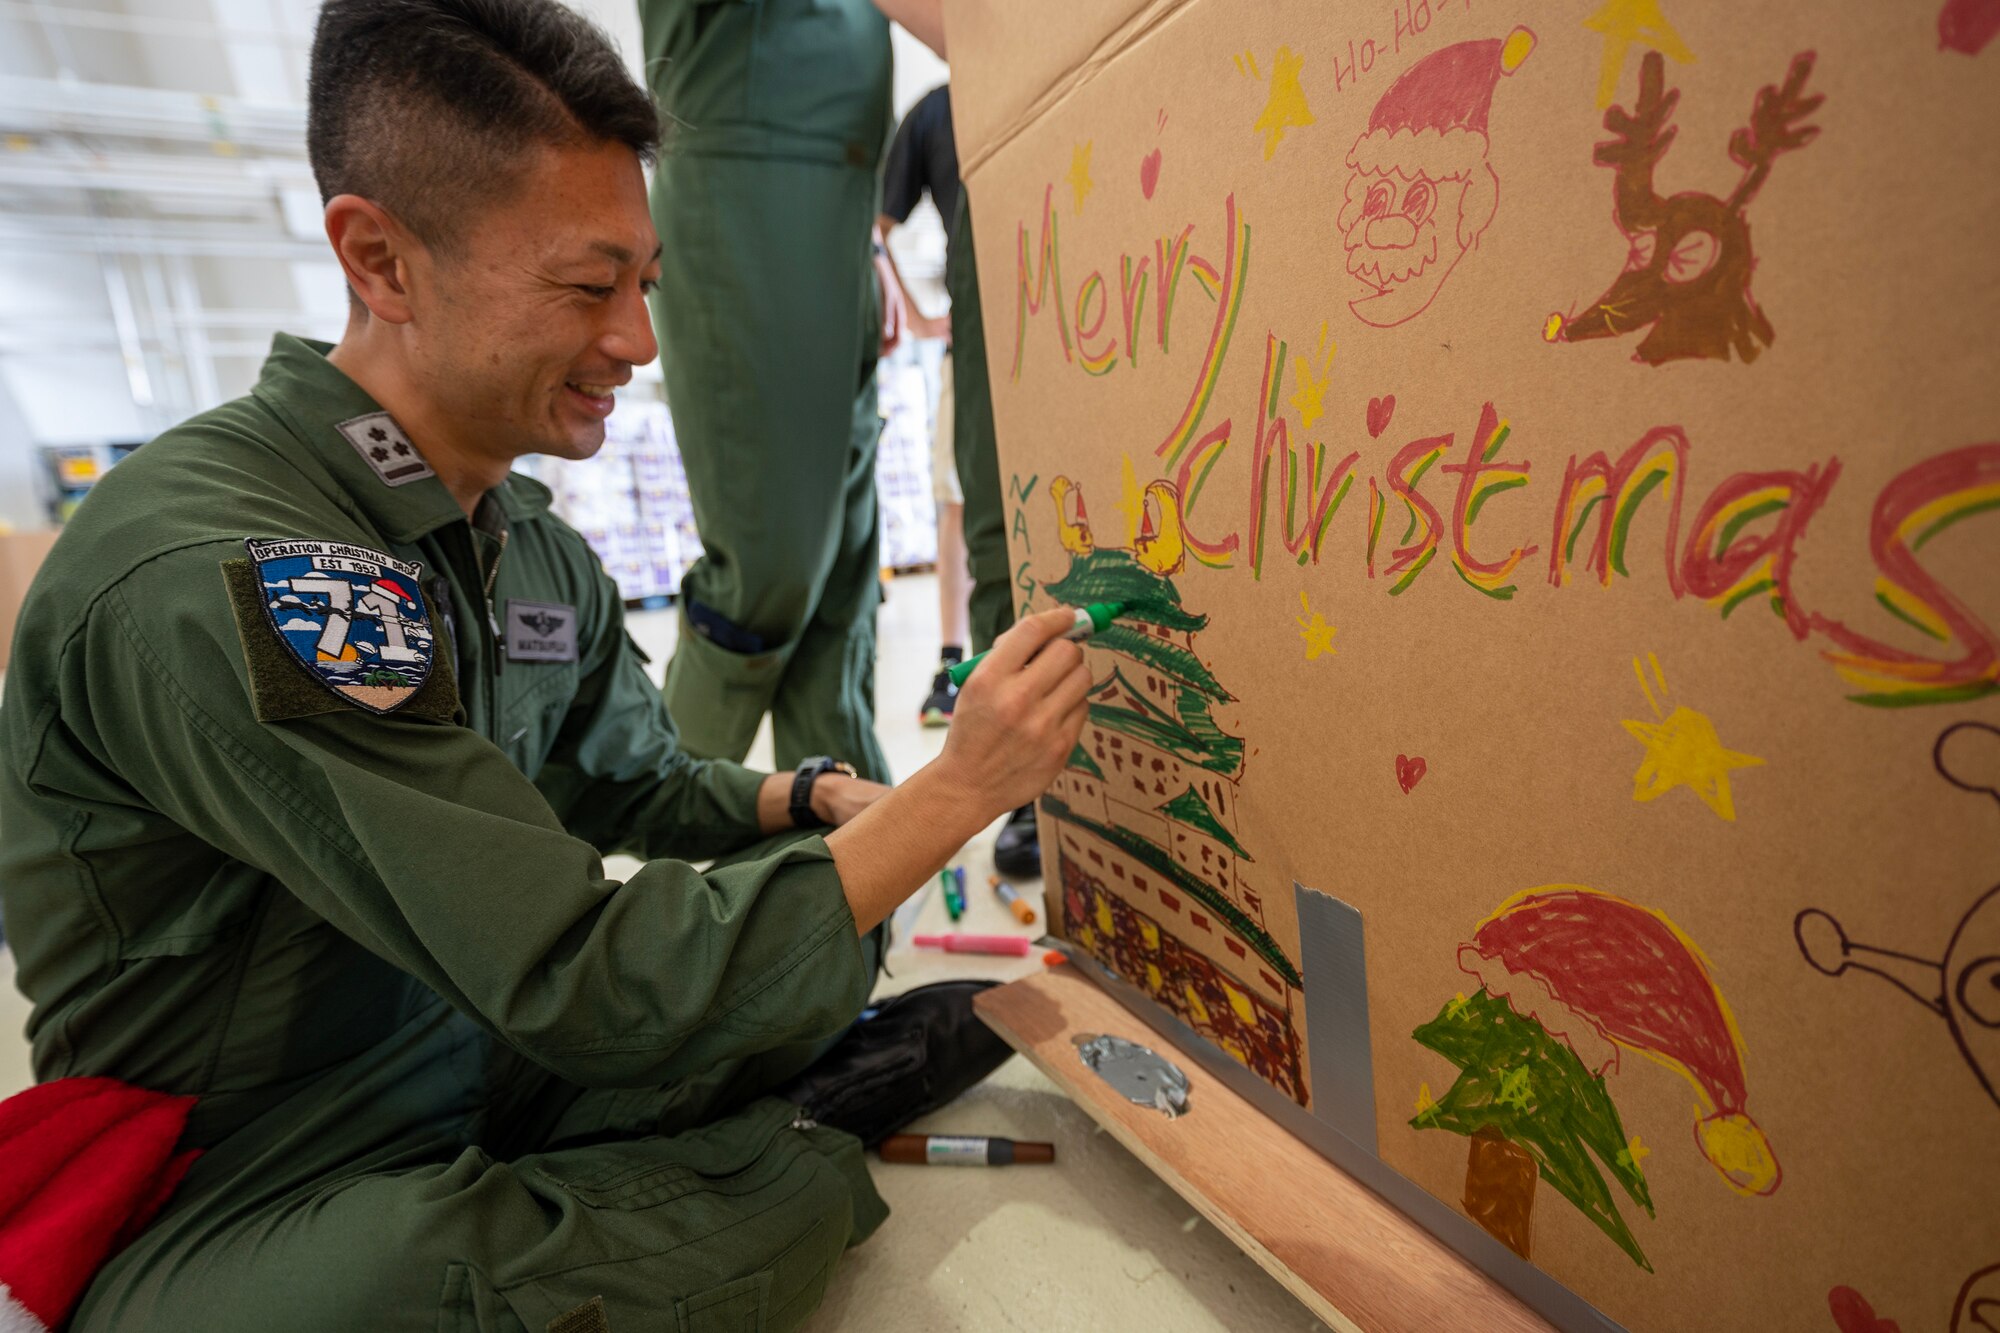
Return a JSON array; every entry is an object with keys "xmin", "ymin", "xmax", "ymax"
[{"xmin": 974, "ymin": 966, "xmax": 1553, "ymax": 1333}]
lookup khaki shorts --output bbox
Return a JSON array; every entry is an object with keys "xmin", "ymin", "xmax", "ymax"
[{"xmin": 932, "ymin": 351, "xmax": 962, "ymax": 507}]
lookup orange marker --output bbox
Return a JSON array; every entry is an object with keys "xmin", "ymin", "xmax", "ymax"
[{"xmin": 991, "ymin": 874, "xmax": 1037, "ymax": 925}]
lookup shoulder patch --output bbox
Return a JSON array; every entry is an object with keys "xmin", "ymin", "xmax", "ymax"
[
  {"xmin": 223, "ymin": 540, "xmax": 458, "ymax": 723},
  {"xmin": 335, "ymin": 412, "xmax": 434, "ymax": 487}
]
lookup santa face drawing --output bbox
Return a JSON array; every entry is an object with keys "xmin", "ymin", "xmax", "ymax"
[
  {"xmin": 1338, "ymin": 166, "xmax": 1486, "ymax": 328},
  {"xmin": 1336, "ymin": 28, "xmax": 1534, "ymax": 329}
]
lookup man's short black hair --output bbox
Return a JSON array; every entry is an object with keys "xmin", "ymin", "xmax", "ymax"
[{"xmin": 307, "ymin": 0, "xmax": 660, "ymax": 252}]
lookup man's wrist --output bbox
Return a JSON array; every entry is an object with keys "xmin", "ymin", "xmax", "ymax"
[
  {"xmin": 790, "ymin": 756, "xmax": 856, "ymax": 829},
  {"xmin": 899, "ymin": 760, "xmax": 998, "ymax": 850},
  {"xmin": 809, "ymin": 773, "xmax": 847, "ymax": 824}
]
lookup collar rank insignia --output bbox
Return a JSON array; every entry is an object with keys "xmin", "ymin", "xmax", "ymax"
[
  {"xmin": 248, "ymin": 539, "xmax": 435, "ymax": 713},
  {"xmin": 335, "ymin": 411, "xmax": 434, "ymax": 487}
]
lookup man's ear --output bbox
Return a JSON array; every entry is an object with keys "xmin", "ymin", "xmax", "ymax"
[{"xmin": 325, "ymin": 194, "xmax": 418, "ymax": 324}]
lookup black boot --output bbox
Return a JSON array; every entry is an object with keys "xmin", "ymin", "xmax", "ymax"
[
  {"xmin": 993, "ymin": 803, "xmax": 1039, "ymax": 879},
  {"xmin": 771, "ymin": 980, "xmax": 1015, "ymax": 1145}
]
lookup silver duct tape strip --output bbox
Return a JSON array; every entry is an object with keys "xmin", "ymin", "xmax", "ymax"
[
  {"xmin": 1042, "ymin": 914, "xmax": 1629, "ymax": 1333},
  {"xmin": 1074, "ymin": 1032, "xmax": 1192, "ymax": 1118},
  {"xmin": 1297, "ymin": 884, "xmax": 1379, "ymax": 1155}
]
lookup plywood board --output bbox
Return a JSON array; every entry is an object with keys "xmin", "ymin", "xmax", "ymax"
[
  {"xmin": 973, "ymin": 965, "xmax": 1553, "ymax": 1333},
  {"xmin": 946, "ymin": 1, "xmax": 2000, "ymax": 1328}
]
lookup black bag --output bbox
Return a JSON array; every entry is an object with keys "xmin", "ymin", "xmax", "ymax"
[{"xmin": 773, "ymin": 980, "xmax": 1016, "ymax": 1146}]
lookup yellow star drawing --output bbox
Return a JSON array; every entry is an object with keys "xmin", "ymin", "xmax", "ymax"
[
  {"xmin": 1066, "ymin": 141, "xmax": 1095, "ymax": 216},
  {"xmin": 1615, "ymin": 1135, "xmax": 1652, "ymax": 1169},
  {"xmin": 1115, "ymin": 453, "xmax": 1146, "ymax": 547},
  {"xmin": 1289, "ymin": 323, "xmax": 1335, "ymax": 429},
  {"xmin": 1414, "ymin": 1081, "xmax": 1439, "ymax": 1123},
  {"xmin": 1253, "ymin": 46, "xmax": 1316, "ymax": 160},
  {"xmin": 1583, "ymin": 0, "xmax": 1696, "ymax": 110},
  {"xmin": 1621, "ymin": 652, "xmax": 1764, "ymax": 821},
  {"xmin": 1443, "ymin": 991, "xmax": 1471, "ymax": 1021},
  {"xmin": 1296, "ymin": 590, "xmax": 1337, "ymax": 661}
]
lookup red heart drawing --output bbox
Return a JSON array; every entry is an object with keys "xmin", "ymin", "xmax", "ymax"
[
  {"xmin": 1367, "ymin": 394, "xmax": 1396, "ymax": 439},
  {"xmin": 1827, "ymin": 1286, "xmax": 1900, "ymax": 1333},
  {"xmin": 1139, "ymin": 149, "xmax": 1163, "ymax": 200},
  {"xmin": 1395, "ymin": 754, "xmax": 1427, "ymax": 794},
  {"xmin": 1940, "ymin": 0, "xmax": 2000, "ymax": 53}
]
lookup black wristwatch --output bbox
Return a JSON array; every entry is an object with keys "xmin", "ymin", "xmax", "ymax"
[{"xmin": 790, "ymin": 755, "xmax": 857, "ymax": 829}]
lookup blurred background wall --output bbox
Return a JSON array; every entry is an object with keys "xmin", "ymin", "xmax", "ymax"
[{"xmin": 0, "ymin": 0, "xmax": 949, "ymax": 583}]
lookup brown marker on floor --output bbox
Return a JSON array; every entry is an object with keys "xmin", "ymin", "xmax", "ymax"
[{"xmin": 878, "ymin": 1134, "xmax": 1056, "ymax": 1166}]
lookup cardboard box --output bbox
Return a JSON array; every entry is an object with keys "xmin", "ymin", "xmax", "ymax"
[
  {"xmin": 947, "ymin": 3, "xmax": 1999, "ymax": 1329},
  {"xmin": 0, "ymin": 529, "xmax": 60, "ymax": 674}
]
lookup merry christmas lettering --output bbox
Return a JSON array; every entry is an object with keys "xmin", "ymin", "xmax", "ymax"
[{"xmin": 1008, "ymin": 186, "xmax": 2000, "ymax": 708}]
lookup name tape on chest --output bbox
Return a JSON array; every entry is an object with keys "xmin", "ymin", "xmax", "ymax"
[
  {"xmin": 505, "ymin": 598, "xmax": 578, "ymax": 663},
  {"xmin": 335, "ymin": 412, "xmax": 434, "ymax": 488},
  {"xmin": 248, "ymin": 538, "xmax": 436, "ymax": 713}
]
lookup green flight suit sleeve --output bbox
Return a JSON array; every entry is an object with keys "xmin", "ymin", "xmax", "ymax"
[
  {"xmin": 533, "ymin": 551, "xmax": 770, "ymax": 863},
  {"xmin": 65, "ymin": 545, "xmax": 870, "ymax": 1090}
]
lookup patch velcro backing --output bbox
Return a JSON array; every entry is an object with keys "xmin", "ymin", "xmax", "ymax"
[
  {"xmin": 223, "ymin": 557, "xmax": 458, "ymax": 723},
  {"xmin": 546, "ymin": 1296, "xmax": 609, "ymax": 1333}
]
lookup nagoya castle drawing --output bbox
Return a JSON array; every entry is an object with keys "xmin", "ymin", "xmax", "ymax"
[{"xmin": 1042, "ymin": 476, "xmax": 1307, "ymax": 1104}]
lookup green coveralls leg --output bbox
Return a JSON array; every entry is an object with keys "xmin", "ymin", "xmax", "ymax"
[
  {"xmin": 643, "ymin": 0, "xmax": 894, "ymax": 782},
  {"xmin": 76, "ymin": 859, "xmax": 887, "ymax": 1333},
  {"xmin": 948, "ymin": 192, "xmax": 1017, "ymax": 655},
  {"xmin": 78, "ymin": 1057, "xmax": 887, "ymax": 1333}
]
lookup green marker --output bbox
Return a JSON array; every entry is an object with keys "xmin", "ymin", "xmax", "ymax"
[{"xmin": 946, "ymin": 601, "xmax": 1126, "ymax": 688}]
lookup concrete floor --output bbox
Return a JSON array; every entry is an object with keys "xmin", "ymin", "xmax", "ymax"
[{"xmin": 0, "ymin": 572, "xmax": 1316, "ymax": 1331}]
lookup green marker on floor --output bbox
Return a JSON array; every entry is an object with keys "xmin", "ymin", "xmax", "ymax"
[{"xmin": 946, "ymin": 601, "xmax": 1126, "ymax": 688}]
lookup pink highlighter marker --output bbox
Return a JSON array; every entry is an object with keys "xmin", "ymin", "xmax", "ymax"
[{"xmin": 911, "ymin": 933, "xmax": 1035, "ymax": 957}]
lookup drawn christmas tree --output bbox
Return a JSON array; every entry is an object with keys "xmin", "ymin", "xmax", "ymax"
[
  {"xmin": 1040, "ymin": 477, "xmax": 1308, "ymax": 1103},
  {"xmin": 1413, "ymin": 887, "xmax": 1780, "ymax": 1270}
]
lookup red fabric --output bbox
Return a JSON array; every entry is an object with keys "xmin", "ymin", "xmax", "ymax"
[{"xmin": 0, "ymin": 1079, "xmax": 198, "ymax": 1327}]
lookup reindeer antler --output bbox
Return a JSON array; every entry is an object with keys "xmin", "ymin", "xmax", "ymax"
[
  {"xmin": 1594, "ymin": 50, "xmax": 1681, "ymax": 232},
  {"xmin": 1727, "ymin": 51, "xmax": 1822, "ymax": 212}
]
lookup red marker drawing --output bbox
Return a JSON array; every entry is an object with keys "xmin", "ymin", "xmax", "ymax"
[{"xmin": 912, "ymin": 933, "xmax": 1035, "ymax": 957}]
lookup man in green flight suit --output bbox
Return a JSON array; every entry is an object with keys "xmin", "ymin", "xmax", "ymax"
[{"xmin": 0, "ymin": 1, "xmax": 1091, "ymax": 1328}]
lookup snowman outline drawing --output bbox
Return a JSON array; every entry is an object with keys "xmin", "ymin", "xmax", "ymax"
[{"xmin": 1794, "ymin": 721, "xmax": 2000, "ymax": 1113}]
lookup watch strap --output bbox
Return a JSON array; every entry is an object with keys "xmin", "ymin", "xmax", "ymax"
[{"xmin": 790, "ymin": 756, "xmax": 854, "ymax": 829}]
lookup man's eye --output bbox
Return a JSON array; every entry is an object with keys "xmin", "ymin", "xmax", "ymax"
[
  {"xmin": 576, "ymin": 285, "xmax": 614, "ymax": 299},
  {"xmin": 640, "ymin": 279, "xmax": 659, "ymax": 298}
]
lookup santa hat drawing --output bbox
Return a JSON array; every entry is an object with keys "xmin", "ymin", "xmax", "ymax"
[
  {"xmin": 1348, "ymin": 27, "xmax": 1537, "ymax": 231},
  {"xmin": 1458, "ymin": 886, "xmax": 1782, "ymax": 1197},
  {"xmin": 0, "ymin": 1079, "xmax": 199, "ymax": 1332},
  {"xmin": 369, "ymin": 576, "xmax": 416, "ymax": 607}
]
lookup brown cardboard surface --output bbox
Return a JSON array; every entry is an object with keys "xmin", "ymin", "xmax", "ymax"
[
  {"xmin": 0, "ymin": 530, "xmax": 60, "ymax": 673},
  {"xmin": 946, "ymin": 2, "xmax": 1999, "ymax": 1329}
]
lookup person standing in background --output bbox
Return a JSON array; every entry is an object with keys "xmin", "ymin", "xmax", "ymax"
[
  {"xmin": 876, "ymin": 84, "xmax": 967, "ymax": 729},
  {"xmin": 637, "ymin": 0, "xmax": 904, "ymax": 784},
  {"xmin": 876, "ymin": 78, "xmax": 1038, "ymax": 876}
]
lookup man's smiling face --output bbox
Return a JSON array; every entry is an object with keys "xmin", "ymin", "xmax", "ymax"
[{"xmin": 404, "ymin": 136, "xmax": 662, "ymax": 465}]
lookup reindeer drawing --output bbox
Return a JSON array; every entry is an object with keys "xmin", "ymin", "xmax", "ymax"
[{"xmin": 1544, "ymin": 49, "xmax": 1822, "ymax": 366}]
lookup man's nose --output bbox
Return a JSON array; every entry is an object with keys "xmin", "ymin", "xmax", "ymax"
[
  {"xmin": 1365, "ymin": 215, "xmax": 1418, "ymax": 249},
  {"xmin": 602, "ymin": 287, "xmax": 658, "ymax": 368}
]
